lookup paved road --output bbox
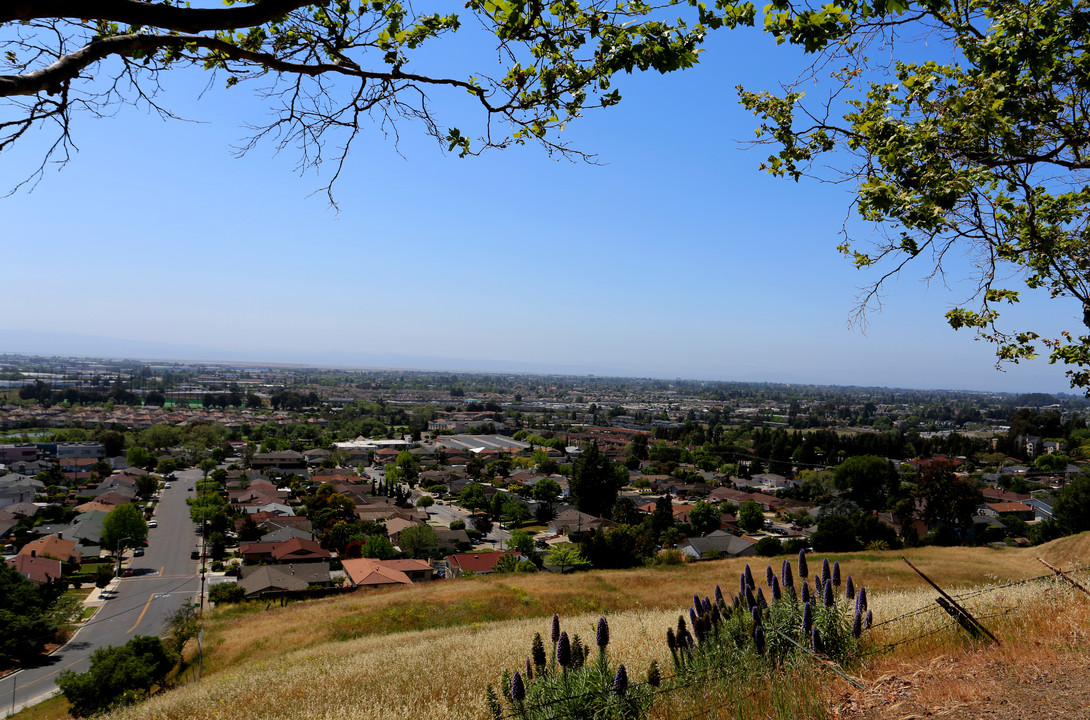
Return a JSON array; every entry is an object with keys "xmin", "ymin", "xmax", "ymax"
[{"xmin": 1, "ymin": 469, "xmax": 203, "ymax": 717}]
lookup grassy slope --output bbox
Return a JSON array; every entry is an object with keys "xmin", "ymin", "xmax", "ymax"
[{"xmin": 105, "ymin": 535, "xmax": 1090, "ymax": 720}]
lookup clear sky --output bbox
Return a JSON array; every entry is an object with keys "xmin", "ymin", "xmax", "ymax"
[{"xmin": 1, "ymin": 17, "xmax": 1079, "ymax": 394}]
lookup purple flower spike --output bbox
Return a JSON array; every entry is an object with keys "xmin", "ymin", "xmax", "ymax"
[
  {"xmin": 745, "ymin": 586, "xmax": 756, "ymax": 610},
  {"xmin": 556, "ymin": 632, "xmax": 571, "ymax": 667},
  {"xmin": 596, "ymin": 617, "xmax": 610, "ymax": 649},
  {"xmin": 801, "ymin": 580, "xmax": 811, "ymax": 605},
  {"xmin": 666, "ymin": 628, "xmax": 677, "ymax": 651},
  {"xmin": 526, "ymin": 657, "xmax": 534, "ymax": 681},
  {"xmin": 693, "ymin": 594, "xmax": 702, "ymax": 613},
  {"xmin": 802, "ymin": 602, "xmax": 813, "ymax": 636},
  {"xmin": 832, "ymin": 560, "xmax": 841, "ymax": 587},
  {"xmin": 857, "ymin": 587, "xmax": 868, "ymax": 613},
  {"xmin": 704, "ymin": 596, "xmax": 713, "ymax": 614},
  {"xmin": 771, "ymin": 575, "xmax": 782, "ymax": 601},
  {"xmin": 715, "ymin": 584, "xmax": 724, "ymax": 605},
  {"xmin": 613, "ymin": 664, "xmax": 629, "ymax": 696},
  {"xmin": 781, "ymin": 559, "xmax": 794, "ymax": 589},
  {"xmin": 690, "ymin": 607, "xmax": 698, "ymax": 629},
  {"xmin": 821, "ymin": 558, "xmax": 830, "ymax": 586},
  {"xmin": 823, "ymin": 579, "xmax": 835, "ymax": 607},
  {"xmin": 845, "ymin": 576, "xmax": 855, "ymax": 601},
  {"xmin": 812, "ymin": 626, "xmax": 824, "ymax": 654},
  {"xmin": 740, "ymin": 572, "xmax": 748, "ymax": 597},
  {"xmin": 744, "ymin": 564, "xmax": 755, "ymax": 590},
  {"xmin": 766, "ymin": 565, "xmax": 775, "ymax": 588},
  {"xmin": 754, "ymin": 625, "xmax": 766, "ymax": 655},
  {"xmin": 865, "ymin": 610, "xmax": 873, "ymax": 629},
  {"xmin": 852, "ymin": 610, "xmax": 862, "ymax": 638},
  {"xmin": 751, "ymin": 606, "xmax": 762, "ymax": 627},
  {"xmin": 798, "ymin": 549, "xmax": 809, "ymax": 579},
  {"xmin": 551, "ymin": 613, "xmax": 561, "ymax": 644},
  {"xmin": 756, "ymin": 587, "xmax": 767, "ymax": 610},
  {"xmin": 511, "ymin": 671, "xmax": 526, "ymax": 702}
]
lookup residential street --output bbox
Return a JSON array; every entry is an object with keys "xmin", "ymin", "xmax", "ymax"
[{"xmin": 2, "ymin": 469, "xmax": 204, "ymax": 717}]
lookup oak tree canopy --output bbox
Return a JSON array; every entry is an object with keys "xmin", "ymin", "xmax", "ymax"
[
  {"xmin": 739, "ymin": 0, "xmax": 1090, "ymax": 390},
  {"xmin": 0, "ymin": 0, "xmax": 746, "ymax": 200}
]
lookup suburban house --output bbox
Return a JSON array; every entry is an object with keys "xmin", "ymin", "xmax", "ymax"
[
  {"xmin": 440, "ymin": 552, "xmax": 520, "ymax": 578},
  {"xmin": 238, "ymin": 537, "xmax": 330, "ymax": 564},
  {"xmin": 6, "ymin": 553, "xmax": 63, "ymax": 584},
  {"xmin": 548, "ymin": 508, "xmax": 615, "ymax": 538},
  {"xmin": 981, "ymin": 502, "xmax": 1035, "ymax": 522},
  {"xmin": 237, "ymin": 562, "xmax": 333, "ymax": 598},
  {"xmin": 18, "ymin": 534, "xmax": 82, "ymax": 566},
  {"xmin": 679, "ymin": 531, "xmax": 757, "ymax": 560},
  {"xmin": 341, "ymin": 557, "xmax": 433, "ymax": 587}
]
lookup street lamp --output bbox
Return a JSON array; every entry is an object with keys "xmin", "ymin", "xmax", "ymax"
[{"xmin": 114, "ymin": 535, "xmax": 133, "ymax": 577}]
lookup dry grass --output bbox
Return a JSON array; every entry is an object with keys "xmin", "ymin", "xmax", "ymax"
[{"xmin": 102, "ymin": 534, "xmax": 1090, "ymax": 720}]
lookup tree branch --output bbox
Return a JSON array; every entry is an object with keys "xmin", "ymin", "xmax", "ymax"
[{"xmin": 2, "ymin": 0, "xmax": 311, "ymax": 34}]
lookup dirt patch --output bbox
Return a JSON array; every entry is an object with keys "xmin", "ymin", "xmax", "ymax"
[{"xmin": 834, "ymin": 647, "xmax": 1090, "ymax": 720}]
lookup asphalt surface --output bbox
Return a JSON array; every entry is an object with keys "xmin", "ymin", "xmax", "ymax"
[{"xmin": 1, "ymin": 468, "xmax": 204, "ymax": 717}]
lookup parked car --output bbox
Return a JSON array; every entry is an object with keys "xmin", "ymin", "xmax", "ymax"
[
  {"xmin": 164, "ymin": 482, "xmax": 171, "ymax": 489},
  {"xmin": 148, "ymin": 520, "xmax": 158, "ymax": 528},
  {"xmin": 133, "ymin": 547, "xmax": 144, "ymax": 556},
  {"xmin": 191, "ymin": 550, "xmax": 200, "ymax": 560}
]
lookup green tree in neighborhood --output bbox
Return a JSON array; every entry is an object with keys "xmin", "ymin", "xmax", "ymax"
[
  {"xmin": 398, "ymin": 524, "xmax": 439, "ymax": 559},
  {"xmin": 458, "ymin": 482, "xmax": 489, "ymax": 513},
  {"xmin": 530, "ymin": 478, "xmax": 562, "ymax": 520},
  {"xmin": 737, "ymin": 500, "xmax": 765, "ymax": 533},
  {"xmin": 543, "ymin": 546, "xmax": 591, "ymax": 573},
  {"xmin": 0, "ymin": 564, "xmax": 60, "ymax": 664},
  {"xmin": 1054, "ymin": 474, "xmax": 1090, "ymax": 535},
  {"xmin": 915, "ymin": 460, "xmax": 980, "ymax": 539},
  {"xmin": 569, "ymin": 442, "xmax": 621, "ymax": 518},
  {"xmin": 688, "ymin": 500, "xmax": 722, "ymax": 536},
  {"xmin": 57, "ymin": 636, "xmax": 177, "ymax": 717},
  {"xmin": 361, "ymin": 535, "xmax": 398, "ymax": 560},
  {"xmin": 833, "ymin": 455, "xmax": 898, "ymax": 511},
  {"xmin": 101, "ymin": 503, "xmax": 148, "ymax": 556},
  {"xmin": 125, "ymin": 445, "xmax": 154, "ymax": 470}
]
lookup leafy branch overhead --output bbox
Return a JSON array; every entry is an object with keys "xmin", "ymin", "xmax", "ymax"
[
  {"xmin": 738, "ymin": 0, "xmax": 1090, "ymax": 390},
  {"xmin": 0, "ymin": 0, "xmax": 751, "ymax": 201}
]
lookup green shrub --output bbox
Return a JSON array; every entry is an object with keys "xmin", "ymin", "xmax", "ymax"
[{"xmin": 208, "ymin": 583, "xmax": 246, "ymax": 605}]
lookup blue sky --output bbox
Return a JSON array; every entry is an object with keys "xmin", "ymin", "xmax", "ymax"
[{"xmin": 1, "ymin": 17, "xmax": 1079, "ymax": 393}]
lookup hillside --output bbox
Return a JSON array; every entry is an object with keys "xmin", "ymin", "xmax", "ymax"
[{"xmin": 104, "ymin": 537, "xmax": 1090, "ymax": 720}]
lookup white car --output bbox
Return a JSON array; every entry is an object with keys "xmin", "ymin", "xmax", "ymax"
[
  {"xmin": 148, "ymin": 520, "xmax": 158, "ymax": 528},
  {"xmin": 164, "ymin": 483, "xmax": 171, "ymax": 489}
]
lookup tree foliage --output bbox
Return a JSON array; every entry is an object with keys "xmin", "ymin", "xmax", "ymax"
[
  {"xmin": 738, "ymin": 0, "xmax": 1090, "ymax": 390},
  {"xmin": 0, "ymin": 563, "xmax": 61, "ymax": 664},
  {"xmin": 2, "ymin": 0, "xmax": 749, "ymax": 201},
  {"xmin": 101, "ymin": 502, "xmax": 148, "ymax": 554},
  {"xmin": 569, "ymin": 442, "xmax": 622, "ymax": 518},
  {"xmin": 56, "ymin": 635, "xmax": 177, "ymax": 717}
]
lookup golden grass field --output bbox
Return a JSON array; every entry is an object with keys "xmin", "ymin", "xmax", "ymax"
[{"xmin": 93, "ymin": 534, "xmax": 1090, "ymax": 720}]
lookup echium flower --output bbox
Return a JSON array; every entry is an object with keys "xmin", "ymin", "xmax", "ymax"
[
  {"xmin": 771, "ymin": 575, "xmax": 781, "ymax": 601},
  {"xmin": 832, "ymin": 560, "xmax": 841, "ymax": 587},
  {"xmin": 526, "ymin": 657, "xmax": 534, "ymax": 681},
  {"xmin": 745, "ymin": 586, "xmax": 756, "ymax": 610},
  {"xmin": 756, "ymin": 587, "xmax": 768, "ymax": 610},
  {"xmin": 613, "ymin": 664, "xmax": 629, "ymax": 696},
  {"xmin": 551, "ymin": 613, "xmax": 561, "ymax": 644},
  {"xmin": 801, "ymin": 580, "xmax": 811, "ymax": 605},
  {"xmin": 754, "ymin": 624, "xmax": 766, "ymax": 655},
  {"xmin": 596, "ymin": 617, "xmax": 610, "ymax": 650},
  {"xmin": 703, "ymin": 596, "xmax": 713, "ymax": 614},
  {"xmin": 856, "ymin": 587, "xmax": 868, "ymax": 614},
  {"xmin": 715, "ymin": 584, "xmax": 724, "ymax": 606},
  {"xmin": 823, "ymin": 579, "xmax": 835, "ymax": 608},
  {"xmin": 677, "ymin": 615, "xmax": 688, "ymax": 641},
  {"xmin": 711, "ymin": 603, "xmax": 722, "ymax": 625},
  {"xmin": 781, "ymin": 558, "xmax": 794, "ymax": 589},
  {"xmin": 556, "ymin": 632, "xmax": 571, "ymax": 668},
  {"xmin": 851, "ymin": 610, "xmax": 862, "ymax": 638},
  {"xmin": 666, "ymin": 628, "xmax": 678, "ymax": 651},
  {"xmin": 745, "ymin": 564, "xmax": 755, "ymax": 590},
  {"xmin": 510, "ymin": 671, "xmax": 526, "ymax": 702},
  {"xmin": 821, "ymin": 558, "xmax": 830, "ymax": 586},
  {"xmin": 812, "ymin": 626, "xmax": 824, "ymax": 654},
  {"xmin": 751, "ymin": 606, "xmax": 762, "ymax": 627},
  {"xmin": 865, "ymin": 610, "xmax": 873, "ymax": 629},
  {"xmin": 845, "ymin": 576, "xmax": 855, "ymax": 601},
  {"xmin": 647, "ymin": 660, "xmax": 661, "ymax": 688},
  {"xmin": 531, "ymin": 632, "xmax": 546, "ymax": 671},
  {"xmin": 693, "ymin": 615, "xmax": 707, "ymax": 642},
  {"xmin": 693, "ymin": 594, "xmax": 702, "ymax": 614},
  {"xmin": 690, "ymin": 607, "xmax": 698, "ymax": 629},
  {"xmin": 740, "ymin": 572, "xmax": 748, "ymax": 597},
  {"xmin": 766, "ymin": 565, "xmax": 775, "ymax": 588},
  {"xmin": 798, "ymin": 549, "xmax": 809, "ymax": 579},
  {"xmin": 802, "ymin": 602, "xmax": 813, "ymax": 636}
]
